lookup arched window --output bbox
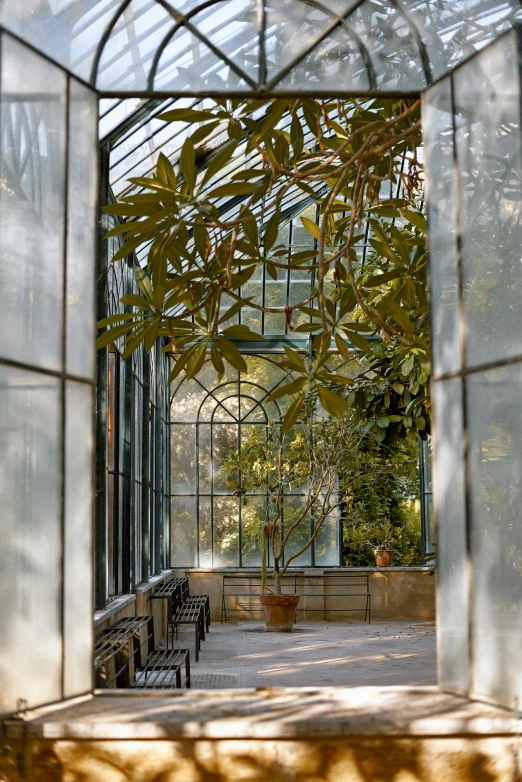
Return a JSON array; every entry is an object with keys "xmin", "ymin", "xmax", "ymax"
[{"xmin": 170, "ymin": 353, "xmax": 342, "ymax": 568}]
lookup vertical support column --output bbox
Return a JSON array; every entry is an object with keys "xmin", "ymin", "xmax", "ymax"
[
  {"xmin": 141, "ymin": 349, "xmax": 151, "ymax": 581},
  {"xmin": 95, "ymin": 142, "xmax": 110, "ymax": 610}
]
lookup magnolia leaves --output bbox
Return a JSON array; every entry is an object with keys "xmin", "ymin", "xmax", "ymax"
[
  {"xmin": 97, "ymin": 95, "xmax": 426, "ymax": 434},
  {"xmin": 266, "ymin": 346, "xmax": 352, "ymax": 434}
]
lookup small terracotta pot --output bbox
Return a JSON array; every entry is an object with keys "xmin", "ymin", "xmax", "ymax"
[
  {"xmin": 374, "ymin": 548, "xmax": 393, "ymax": 567},
  {"xmin": 260, "ymin": 594, "xmax": 300, "ymax": 632}
]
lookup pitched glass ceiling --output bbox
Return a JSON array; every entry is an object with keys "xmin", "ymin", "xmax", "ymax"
[{"xmin": 1, "ymin": 0, "xmax": 521, "ymax": 96}]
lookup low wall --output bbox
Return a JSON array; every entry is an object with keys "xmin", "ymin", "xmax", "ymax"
[
  {"xmin": 2, "ymin": 688, "xmax": 518, "ymax": 782},
  {"xmin": 174, "ymin": 568, "xmax": 435, "ymax": 623}
]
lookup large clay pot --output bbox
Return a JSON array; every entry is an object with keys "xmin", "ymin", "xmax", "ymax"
[
  {"xmin": 260, "ymin": 594, "xmax": 300, "ymax": 632},
  {"xmin": 374, "ymin": 548, "xmax": 393, "ymax": 567}
]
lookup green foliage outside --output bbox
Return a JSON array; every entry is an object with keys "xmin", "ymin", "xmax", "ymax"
[{"xmin": 340, "ymin": 436, "xmax": 421, "ymax": 566}]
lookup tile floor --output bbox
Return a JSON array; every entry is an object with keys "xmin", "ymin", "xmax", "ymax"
[{"xmin": 173, "ymin": 620, "xmax": 437, "ymax": 689}]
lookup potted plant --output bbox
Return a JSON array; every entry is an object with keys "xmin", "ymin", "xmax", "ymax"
[
  {"xmin": 366, "ymin": 520, "xmax": 397, "ymax": 567},
  {"xmin": 235, "ymin": 412, "xmax": 354, "ymax": 631}
]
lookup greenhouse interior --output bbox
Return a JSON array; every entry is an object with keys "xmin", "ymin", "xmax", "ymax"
[{"xmin": 0, "ymin": 1, "xmax": 522, "ymax": 780}]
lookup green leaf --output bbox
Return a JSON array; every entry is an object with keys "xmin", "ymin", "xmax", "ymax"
[
  {"xmin": 264, "ymin": 209, "xmax": 280, "ymax": 252},
  {"xmin": 343, "ymin": 330, "xmax": 371, "ymax": 353},
  {"xmin": 258, "ymin": 100, "xmax": 289, "ymax": 139},
  {"xmin": 96, "ymin": 322, "xmax": 135, "ymax": 349},
  {"xmin": 401, "ymin": 209, "xmax": 426, "ymax": 232},
  {"xmin": 221, "ymin": 325, "xmax": 264, "ymax": 341},
  {"xmin": 168, "ymin": 346, "xmax": 198, "ymax": 384},
  {"xmin": 217, "ymin": 336, "xmax": 248, "ymax": 372},
  {"xmin": 97, "ymin": 312, "xmax": 137, "ymax": 328},
  {"xmin": 158, "ymin": 108, "xmax": 218, "ymax": 123},
  {"xmin": 186, "ymin": 343, "xmax": 207, "ymax": 378},
  {"xmin": 207, "ymin": 182, "xmax": 261, "ymax": 199},
  {"xmin": 267, "ymin": 377, "xmax": 307, "ymax": 401},
  {"xmin": 364, "ymin": 270, "xmax": 403, "ymax": 288},
  {"xmin": 383, "ymin": 297, "xmax": 415, "ymax": 336},
  {"xmin": 301, "ymin": 216, "xmax": 321, "ymax": 241},
  {"xmin": 179, "ymin": 137, "xmax": 196, "ymax": 194},
  {"xmin": 120, "ymin": 294, "xmax": 152, "ymax": 310},
  {"xmin": 335, "ymin": 331, "xmax": 351, "ymax": 359},
  {"xmin": 316, "ymin": 386, "xmax": 349, "ymax": 418},
  {"xmin": 242, "ymin": 208, "xmax": 258, "ymax": 246},
  {"xmin": 282, "ymin": 393, "xmax": 305, "ymax": 435},
  {"xmin": 218, "ymin": 301, "xmax": 244, "ymax": 325},
  {"xmin": 200, "ymin": 145, "xmax": 236, "ymax": 189},
  {"xmin": 401, "ymin": 356, "xmax": 414, "ymax": 377},
  {"xmin": 282, "ymin": 346, "xmax": 307, "ymax": 373},
  {"xmin": 290, "ymin": 111, "xmax": 304, "ymax": 159},
  {"xmin": 210, "ymin": 343, "xmax": 225, "ymax": 378},
  {"xmin": 157, "ymin": 152, "xmax": 177, "ymax": 188}
]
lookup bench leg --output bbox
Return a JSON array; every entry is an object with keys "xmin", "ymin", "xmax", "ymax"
[
  {"xmin": 195, "ymin": 623, "xmax": 200, "ymax": 663},
  {"xmin": 185, "ymin": 653, "xmax": 191, "ymax": 688}
]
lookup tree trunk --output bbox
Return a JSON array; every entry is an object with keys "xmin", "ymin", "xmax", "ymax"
[{"xmin": 273, "ymin": 568, "xmax": 282, "ymax": 595}]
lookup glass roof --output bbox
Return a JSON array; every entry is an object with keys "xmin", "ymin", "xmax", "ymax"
[{"xmin": 1, "ymin": 0, "xmax": 521, "ymax": 96}]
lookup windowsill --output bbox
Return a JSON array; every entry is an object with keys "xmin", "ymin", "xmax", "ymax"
[
  {"xmin": 94, "ymin": 594, "xmax": 136, "ymax": 627},
  {"xmin": 134, "ymin": 569, "xmax": 174, "ymax": 593},
  {"xmin": 94, "ymin": 570, "xmax": 174, "ymax": 626}
]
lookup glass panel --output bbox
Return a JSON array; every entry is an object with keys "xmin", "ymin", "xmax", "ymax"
[
  {"xmin": 315, "ymin": 510, "xmax": 340, "ymax": 566},
  {"xmin": 0, "ymin": 36, "xmax": 66, "ymax": 371},
  {"xmin": 402, "ymin": 0, "xmax": 522, "ymax": 82},
  {"xmin": 170, "ymin": 374, "xmax": 207, "ymax": 421},
  {"xmin": 193, "ymin": 0, "xmax": 259, "ymax": 80},
  {"xmin": 347, "ymin": 0, "xmax": 426, "ymax": 90},
  {"xmin": 213, "ymin": 424, "xmax": 238, "ymax": 493},
  {"xmin": 64, "ymin": 381, "xmax": 93, "ymax": 698},
  {"xmin": 433, "ymin": 378, "xmax": 470, "ymax": 693},
  {"xmin": 170, "ymin": 424, "xmax": 196, "ymax": 493},
  {"xmin": 154, "ymin": 26, "xmax": 251, "ymax": 92},
  {"xmin": 284, "ymin": 495, "xmax": 312, "ymax": 567},
  {"xmin": 265, "ymin": 0, "xmax": 336, "ymax": 83},
  {"xmin": 423, "ymin": 77, "xmax": 461, "ymax": 376},
  {"xmin": 242, "ymin": 496, "xmax": 266, "ymax": 567},
  {"xmin": 198, "ymin": 497, "xmax": 213, "ymax": 567},
  {"xmin": 455, "ymin": 31, "xmax": 522, "ymax": 369},
  {"xmin": 0, "ymin": 367, "xmax": 61, "ymax": 713},
  {"xmin": 171, "ymin": 496, "xmax": 197, "ymax": 567},
  {"xmin": 0, "ymin": 0, "xmax": 123, "ymax": 83},
  {"xmin": 468, "ymin": 365, "xmax": 522, "ymax": 707},
  {"xmin": 275, "ymin": 22, "xmax": 371, "ymax": 92},
  {"xmin": 97, "ymin": 0, "xmax": 173, "ymax": 91},
  {"xmin": 66, "ymin": 79, "xmax": 98, "ymax": 379},
  {"xmin": 213, "ymin": 496, "xmax": 239, "ymax": 566}
]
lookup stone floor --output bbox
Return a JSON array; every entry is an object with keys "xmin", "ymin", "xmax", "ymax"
[{"xmin": 173, "ymin": 620, "xmax": 437, "ymax": 689}]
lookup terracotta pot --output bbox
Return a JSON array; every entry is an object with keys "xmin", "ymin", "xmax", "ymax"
[
  {"xmin": 260, "ymin": 594, "xmax": 300, "ymax": 632},
  {"xmin": 374, "ymin": 548, "xmax": 393, "ymax": 567}
]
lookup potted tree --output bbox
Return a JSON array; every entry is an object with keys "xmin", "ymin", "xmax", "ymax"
[
  {"xmin": 236, "ymin": 412, "xmax": 355, "ymax": 631},
  {"xmin": 367, "ymin": 520, "xmax": 398, "ymax": 567}
]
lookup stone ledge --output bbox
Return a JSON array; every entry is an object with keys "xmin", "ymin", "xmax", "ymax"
[
  {"xmin": 8, "ymin": 687, "xmax": 519, "ymax": 741},
  {"xmin": 134, "ymin": 569, "xmax": 174, "ymax": 593},
  {"xmin": 93, "ymin": 594, "xmax": 136, "ymax": 627},
  {"xmin": 174, "ymin": 567, "xmax": 433, "ymax": 573}
]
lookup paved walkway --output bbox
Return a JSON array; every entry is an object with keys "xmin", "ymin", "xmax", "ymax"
[{"xmin": 174, "ymin": 620, "xmax": 437, "ymax": 689}]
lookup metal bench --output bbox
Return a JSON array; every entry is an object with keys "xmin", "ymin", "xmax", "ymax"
[
  {"xmin": 221, "ymin": 572, "xmax": 371, "ymax": 624},
  {"xmin": 151, "ymin": 578, "xmax": 209, "ymax": 662},
  {"xmin": 95, "ymin": 615, "xmax": 191, "ymax": 689}
]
